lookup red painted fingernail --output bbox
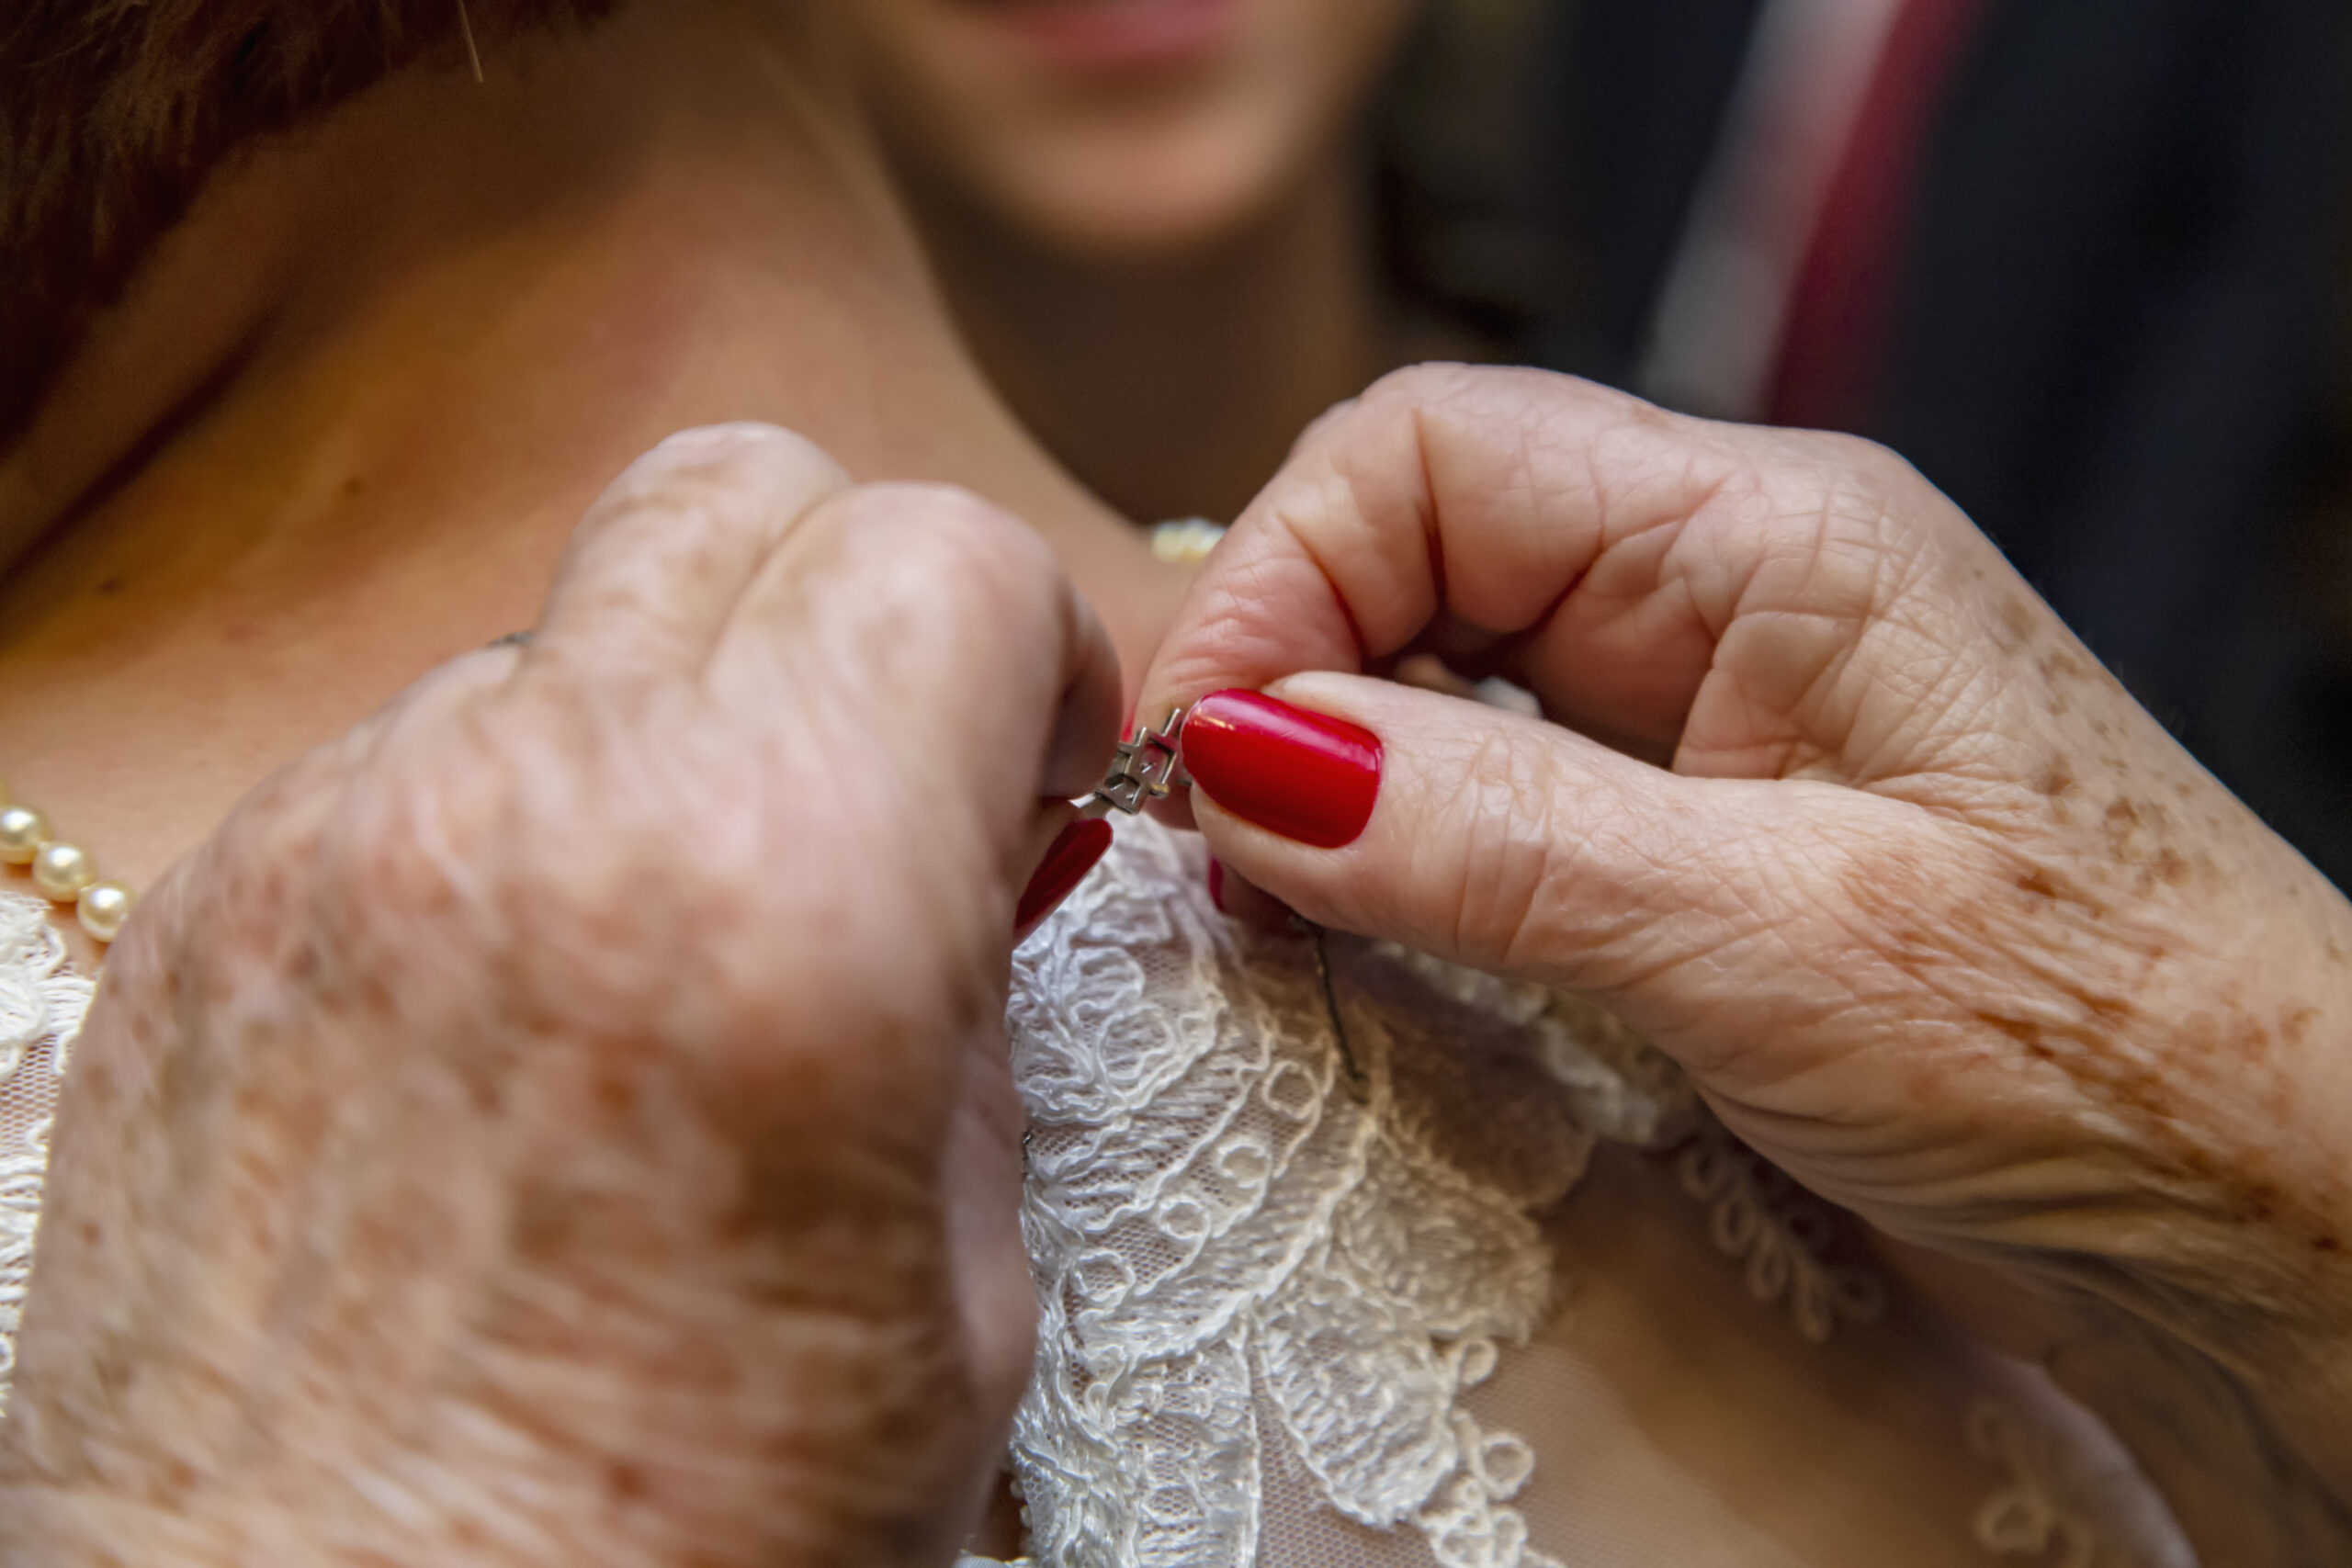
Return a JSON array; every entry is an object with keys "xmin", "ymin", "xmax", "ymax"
[
  {"xmin": 1181, "ymin": 690, "xmax": 1381, "ymax": 849},
  {"xmin": 1016, "ymin": 818, "xmax": 1114, "ymax": 936},
  {"xmin": 1206, "ymin": 857, "xmax": 1227, "ymax": 911}
]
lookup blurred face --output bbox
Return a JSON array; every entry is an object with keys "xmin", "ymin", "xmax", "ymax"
[{"xmin": 839, "ymin": 0, "xmax": 1422, "ymax": 258}]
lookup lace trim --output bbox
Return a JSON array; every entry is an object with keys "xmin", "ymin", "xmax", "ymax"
[
  {"xmin": 1005, "ymin": 819, "xmax": 1652, "ymax": 1568},
  {"xmin": 1674, "ymin": 1123, "xmax": 1885, "ymax": 1345},
  {"xmin": 0, "ymin": 891, "xmax": 92, "ymax": 1413},
  {"xmin": 1374, "ymin": 947, "xmax": 1694, "ymax": 1150},
  {"xmin": 1968, "ymin": 1403, "xmax": 2109, "ymax": 1567}
]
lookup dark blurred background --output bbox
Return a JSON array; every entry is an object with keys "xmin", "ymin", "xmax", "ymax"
[{"xmin": 1383, "ymin": 0, "xmax": 2352, "ymax": 888}]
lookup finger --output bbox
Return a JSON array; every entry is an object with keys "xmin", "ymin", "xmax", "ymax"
[
  {"xmin": 533, "ymin": 423, "xmax": 851, "ymax": 679},
  {"xmin": 710, "ymin": 479, "xmax": 1125, "ymax": 843},
  {"xmin": 1205, "ymin": 857, "xmax": 1294, "ymax": 931},
  {"xmin": 1179, "ymin": 672, "xmax": 1893, "ymax": 1038},
  {"xmin": 1136, "ymin": 364, "xmax": 1905, "ymax": 762},
  {"xmin": 318, "ymin": 636, "xmax": 528, "ymax": 773},
  {"xmin": 1037, "ymin": 593, "xmax": 1125, "ymax": 806}
]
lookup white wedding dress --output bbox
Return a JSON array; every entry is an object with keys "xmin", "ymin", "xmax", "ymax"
[
  {"xmin": 978, "ymin": 821, "xmax": 2193, "ymax": 1568},
  {"xmin": 0, "ymin": 828, "xmax": 2196, "ymax": 1566}
]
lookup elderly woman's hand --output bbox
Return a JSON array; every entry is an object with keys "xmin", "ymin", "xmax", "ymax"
[
  {"xmin": 1137, "ymin": 367, "xmax": 2352, "ymax": 1558},
  {"xmin": 0, "ymin": 425, "xmax": 1120, "ymax": 1566}
]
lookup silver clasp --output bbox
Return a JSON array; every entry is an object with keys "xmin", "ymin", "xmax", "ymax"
[{"xmin": 1079, "ymin": 706, "xmax": 1190, "ymax": 818}]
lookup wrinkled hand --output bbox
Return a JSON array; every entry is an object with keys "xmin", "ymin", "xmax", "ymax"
[
  {"xmin": 1139, "ymin": 367, "xmax": 2352, "ymax": 1556},
  {"xmin": 0, "ymin": 425, "xmax": 1120, "ymax": 1566}
]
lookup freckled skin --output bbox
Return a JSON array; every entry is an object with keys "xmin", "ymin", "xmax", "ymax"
[
  {"xmin": 0, "ymin": 429, "xmax": 1119, "ymax": 1568},
  {"xmin": 1138, "ymin": 367, "xmax": 2352, "ymax": 1560},
  {"xmin": 1997, "ymin": 594, "xmax": 2039, "ymax": 651}
]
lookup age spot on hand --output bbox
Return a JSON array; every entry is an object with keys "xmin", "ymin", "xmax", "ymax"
[{"xmin": 1996, "ymin": 594, "xmax": 2038, "ymax": 652}]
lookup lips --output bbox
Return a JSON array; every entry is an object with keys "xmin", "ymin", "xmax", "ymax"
[{"xmin": 953, "ymin": 0, "xmax": 1239, "ymax": 72}]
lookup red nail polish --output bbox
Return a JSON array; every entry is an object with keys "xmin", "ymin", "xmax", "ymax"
[
  {"xmin": 1206, "ymin": 857, "xmax": 1227, "ymax": 911},
  {"xmin": 1016, "ymin": 818, "xmax": 1114, "ymax": 936},
  {"xmin": 1180, "ymin": 690, "xmax": 1381, "ymax": 849}
]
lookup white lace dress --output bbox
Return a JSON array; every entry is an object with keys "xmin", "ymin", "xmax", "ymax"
[
  {"xmin": 0, "ymin": 895, "xmax": 86, "ymax": 1418},
  {"xmin": 0, "ymin": 831, "xmax": 2195, "ymax": 1566},
  {"xmin": 980, "ymin": 821, "xmax": 2195, "ymax": 1568}
]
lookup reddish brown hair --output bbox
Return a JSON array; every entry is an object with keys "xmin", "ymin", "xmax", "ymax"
[{"xmin": 0, "ymin": 0, "xmax": 608, "ymax": 446}]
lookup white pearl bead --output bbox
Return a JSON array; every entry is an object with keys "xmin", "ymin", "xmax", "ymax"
[
  {"xmin": 1149, "ymin": 517, "xmax": 1228, "ymax": 565},
  {"xmin": 0, "ymin": 805, "xmax": 50, "ymax": 864},
  {"xmin": 76, "ymin": 880, "xmax": 134, "ymax": 943},
  {"xmin": 31, "ymin": 840, "xmax": 96, "ymax": 901}
]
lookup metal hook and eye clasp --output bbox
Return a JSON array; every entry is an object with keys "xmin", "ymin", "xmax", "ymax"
[
  {"xmin": 1077, "ymin": 706, "xmax": 1192, "ymax": 820},
  {"xmin": 1068, "ymin": 703, "xmax": 1368, "ymax": 1104}
]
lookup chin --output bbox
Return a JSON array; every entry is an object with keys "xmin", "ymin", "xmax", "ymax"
[
  {"xmin": 1021, "ymin": 188, "xmax": 1273, "ymax": 260},
  {"xmin": 989, "ymin": 138, "xmax": 1301, "ymax": 261}
]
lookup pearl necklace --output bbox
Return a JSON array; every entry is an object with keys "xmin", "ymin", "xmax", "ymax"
[
  {"xmin": 0, "ymin": 782, "xmax": 135, "ymax": 943},
  {"xmin": 1148, "ymin": 517, "xmax": 1226, "ymax": 565}
]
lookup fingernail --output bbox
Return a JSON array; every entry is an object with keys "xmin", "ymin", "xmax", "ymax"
[
  {"xmin": 1181, "ymin": 689, "xmax": 1381, "ymax": 849},
  {"xmin": 1016, "ymin": 818, "xmax": 1114, "ymax": 937},
  {"xmin": 1206, "ymin": 856, "xmax": 1227, "ymax": 911}
]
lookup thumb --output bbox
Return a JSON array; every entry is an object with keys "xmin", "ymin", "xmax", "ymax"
[{"xmin": 1182, "ymin": 675, "xmax": 1895, "ymax": 1048}]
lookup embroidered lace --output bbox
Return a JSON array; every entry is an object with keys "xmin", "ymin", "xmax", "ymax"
[
  {"xmin": 996, "ymin": 822, "xmax": 2195, "ymax": 1568},
  {"xmin": 0, "ymin": 892, "xmax": 88, "ymax": 1414},
  {"xmin": 1004, "ymin": 821, "xmax": 1684, "ymax": 1568}
]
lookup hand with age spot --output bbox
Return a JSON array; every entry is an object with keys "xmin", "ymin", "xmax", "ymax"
[
  {"xmin": 1138, "ymin": 366, "xmax": 2352, "ymax": 1560},
  {"xmin": 0, "ymin": 425, "xmax": 1122, "ymax": 1566}
]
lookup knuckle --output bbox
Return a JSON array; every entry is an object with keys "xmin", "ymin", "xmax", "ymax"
[
  {"xmin": 1364, "ymin": 359, "xmax": 1555, "ymax": 410},
  {"xmin": 848, "ymin": 479, "xmax": 1035, "ymax": 551},
  {"xmin": 642, "ymin": 421, "xmax": 851, "ymax": 491},
  {"xmin": 590, "ymin": 423, "xmax": 851, "ymax": 542},
  {"xmin": 1735, "ymin": 436, "xmax": 1940, "ymax": 615},
  {"xmin": 1342, "ymin": 363, "xmax": 1478, "ymax": 445},
  {"xmin": 1359, "ymin": 361, "xmax": 1461, "ymax": 408},
  {"xmin": 1772, "ymin": 431, "xmax": 1931, "ymax": 536},
  {"xmin": 1367, "ymin": 361, "xmax": 1624, "ymax": 432},
  {"xmin": 1786, "ymin": 425, "xmax": 1894, "ymax": 473},
  {"xmin": 828, "ymin": 482, "xmax": 1060, "ymax": 626}
]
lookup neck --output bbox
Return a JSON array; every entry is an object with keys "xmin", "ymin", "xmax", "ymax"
[
  {"xmin": 910, "ymin": 152, "xmax": 1394, "ymax": 526},
  {"xmin": 0, "ymin": 0, "xmax": 1182, "ymax": 896}
]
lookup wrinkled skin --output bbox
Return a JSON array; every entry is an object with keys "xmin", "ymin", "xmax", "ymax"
[
  {"xmin": 1140, "ymin": 366, "xmax": 2352, "ymax": 1559},
  {"xmin": 0, "ymin": 424, "xmax": 1121, "ymax": 1566}
]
